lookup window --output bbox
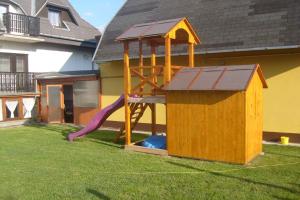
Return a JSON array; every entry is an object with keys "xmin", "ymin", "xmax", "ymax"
[
  {"xmin": 16, "ymin": 55, "xmax": 26, "ymax": 72},
  {"xmin": 0, "ymin": 53, "xmax": 28, "ymax": 73},
  {"xmin": 48, "ymin": 9, "xmax": 61, "ymax": 27},
  {"xmin": 74, "ymin": 80, "xmax": 99, "ymax": 108},
  {"xmin": 0, "ymin": 54, "xmax": 11, "ymax": 72},
  {"xmin": 5, "ymin": 100, "xmax": 19, "ymax": 119},
  {"xmin": 0, "ymin": 4, "xmax": 8, "ymax": 28}
]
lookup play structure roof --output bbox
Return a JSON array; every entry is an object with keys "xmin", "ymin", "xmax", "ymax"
[
  {"xmin": 116, "ymin": 18, "xmax": 200, "ymax": 44},
  {"xmin": 116, "ymin": 18, "xmax": 181, "ymax": 41},
  {"xmin": 164, "ymin": 65, "xmax": 267, "ymax": 91}
]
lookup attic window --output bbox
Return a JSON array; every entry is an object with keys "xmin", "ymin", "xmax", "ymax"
[
  {"xmin": 0, "ymin": 4, "xmax": 8, "ymax": 26},
  {"xmin": 48, "ymin": 9, "xmax": 62, "ymax": 27}
]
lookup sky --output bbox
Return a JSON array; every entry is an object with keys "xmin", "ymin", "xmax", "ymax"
[{"xmin": 69, "ymin": 0, "xmax": 125, "ymax": 33}]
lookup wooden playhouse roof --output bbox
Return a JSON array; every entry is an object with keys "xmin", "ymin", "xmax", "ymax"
[
  {"xmin": 164, "ymin": 65, "xmax": 267, "ymax": 91},
  {"xmin": 116, "ymin": 18, "xmax": 200, "ymax": 44}
]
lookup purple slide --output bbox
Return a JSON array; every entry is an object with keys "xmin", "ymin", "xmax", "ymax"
[{"xmin": 68, "ymin": 95, "xmax": 124, "ymax": 141}]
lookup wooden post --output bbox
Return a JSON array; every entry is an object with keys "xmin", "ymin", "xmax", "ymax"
[
  {"xmin": 151, "ymin": 43, "xmax": 157, "ymax": 92},
  {"xmin": 37, "ymin": 81, "xmax": 42, "ymax": 121},
  {"xmin": 139, "ymin": 40, "xmax": 144, "ymax": 94},
  {"xmin": 2, "ymin": 98, "xmax": 6, "ymax": 121},
  {"xmin": 124, "ymin": 41, "xmax": 131, "ymax": 145},
  {"xmin": 164, "ymin": 36, "xmax": 171, "ymax": 84},
  {"xmin": 150, "ymin": 104, "xmax": 156, "ymax": 135},
  {"xmin": 18, "ymin": 97, "xmax": 23, "ymax": 120},
  {"xmin": 60, "ymin": 86, "xmax": 64, "ymax": 123},
  {"xmin": 188, "ymin": 43, "xmax": 194, "ymax": 67},
  {"xmin": 150, "ymin": 43, "xmax": 157, "ymax": 135}
]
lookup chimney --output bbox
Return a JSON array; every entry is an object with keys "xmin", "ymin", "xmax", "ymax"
[{"xmin": 31, "ymin": 0, "xmax": 36, "ymax": 16}]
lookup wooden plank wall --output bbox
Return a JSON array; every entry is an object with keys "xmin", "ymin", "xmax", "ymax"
[
  {"xmin": 74, "ymin": 107, "xmax": 101, "ymax": 126},
  {"xmin": 245, "ymin": 71, "xmax": 263, "ymax": 162},
  {"xmin": 167, "ymin": 91, "xmax": 247, "ymax": 164}
]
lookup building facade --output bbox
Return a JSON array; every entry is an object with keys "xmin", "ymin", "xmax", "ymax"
[{"xmin": 0, "ymin": 0, "xmax": 100, "ymax": 125}]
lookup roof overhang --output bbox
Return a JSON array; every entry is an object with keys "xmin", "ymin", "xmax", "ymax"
[
  {"xmin": 0, "ymin": 33, "xmax": 45, "ymax": 43},
  {"xmin": 36, "ymin": 71, "xmax": 99, "ymax": 80}
]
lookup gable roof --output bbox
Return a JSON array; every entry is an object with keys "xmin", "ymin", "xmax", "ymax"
[
  {"xmin": 37, "ymin": 0, "xmax": 100, "ymax": 47},
  {"xmin": 95, "ymin": 0, "xmax": 300, "ymax": 62},
  {"xmin": 164, "ymin": 65, "xmax": 268, "ymax": 91},
  {"xmin": 7, "ymin": 0, "xmax": 100, "ymax": 48},
  {"xmin": 116, "ymin": 18, "xmax": 200, "ymax": 44}
]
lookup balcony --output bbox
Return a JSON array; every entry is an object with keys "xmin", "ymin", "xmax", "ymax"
[
  {"xmin": 0, "ymin": 72, "xmax": 36, "ymax": 94},
  {"xmin": 2, "ymin": 13, "xmax": 40, "ymax": 36}
]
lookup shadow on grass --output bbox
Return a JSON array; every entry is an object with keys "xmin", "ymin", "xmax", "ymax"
[
  {"xmin": 86, "ymin": 188, "xmax": 110, "ymax": 200},
  {"xmin": 265, "ymin": 151, "xmax": 300, "ymax": 159},
  {"xmin": 167, "ymin": 161, "xmax": 300, "ymax": 195},
  {"xmin": 25, "ymin": 123, "xmax": 77, "ymax": 136},
  {"xmin": 25, "ymin": 123, "xmax": 149, "ymax": 149},
  {"xmin": 272, "ymin": 195, "xmax": 294, "ymax": 200}
]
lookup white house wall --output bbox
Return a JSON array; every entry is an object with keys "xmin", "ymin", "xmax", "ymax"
[{"xmin": 0, "ymin": 41, "xmax": 95, "ymax": 72}]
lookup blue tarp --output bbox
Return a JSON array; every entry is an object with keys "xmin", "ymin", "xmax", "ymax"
[{"xmin": 142, "ymin": 135, "xmax": 166, "ymax": 149}]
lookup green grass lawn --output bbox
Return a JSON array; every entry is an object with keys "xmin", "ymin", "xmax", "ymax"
[{"xmin": 0, "ymin": 124, "xmax": 299, "ymax": 200}]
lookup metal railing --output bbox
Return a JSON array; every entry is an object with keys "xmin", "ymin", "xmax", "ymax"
[
  {"xmin": 0, "ymin": 72, "xmax": 36, "ymax": 93},
  {"xmin": 2, "ymin": 12, "xmax": 40, "ymax": 36}
]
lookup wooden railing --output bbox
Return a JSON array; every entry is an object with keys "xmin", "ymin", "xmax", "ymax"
[
  {"xmin": 0, "ymin": 72, "xmax": 36, "ymax": 93},
  {"xmin": 129, "ymin": 65, "xmax": 184, "ymax": 96},
  {"xmin": 3, "ymin": 13, "xmax": 40, "ymax": 36}
]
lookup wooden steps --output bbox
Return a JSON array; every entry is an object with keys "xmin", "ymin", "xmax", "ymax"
[{"xmin": 115, "ymin": 103, "xmax": 149, "ymax": 143}]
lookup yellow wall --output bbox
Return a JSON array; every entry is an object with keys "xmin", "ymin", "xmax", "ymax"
[{"xmin": 99, "ymin": 52, "xmax": 300, "ymax": 134}]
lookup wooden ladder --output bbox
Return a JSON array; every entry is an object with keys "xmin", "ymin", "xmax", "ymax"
[{"xmin": 115, "ymin": 103, "xmax": 148, "ymax": 143}]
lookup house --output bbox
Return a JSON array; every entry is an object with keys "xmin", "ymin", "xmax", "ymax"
[
  {"xmin": 0, "ymin": 0, "xmax": 101, "ymax": 125},
  {"xmin": 94, "ymin": 0, "xmax": 300, "ymax": 142}
]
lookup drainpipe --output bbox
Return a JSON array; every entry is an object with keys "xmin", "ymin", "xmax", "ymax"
[{"xmin": 31, "ymin": 0, "xmax": 36, "ymax": 16}]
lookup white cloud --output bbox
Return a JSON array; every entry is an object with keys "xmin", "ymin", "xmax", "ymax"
[{"xmin": 84, "ymin": 12, "xmax": 94, "ymax": 17}]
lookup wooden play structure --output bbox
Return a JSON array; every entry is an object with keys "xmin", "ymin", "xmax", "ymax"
[
  {"xmin": 116, "ymin": 18, "xmax": 200, "ymax": 143},
  {"xmin": 116, "ymin": 18, "xmax": 267, "ymax": 164}
]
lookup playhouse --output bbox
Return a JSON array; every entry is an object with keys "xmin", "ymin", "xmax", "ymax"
[{"xmin": 165, "ymin": 65, "xmax": 268, "ymax": 164}]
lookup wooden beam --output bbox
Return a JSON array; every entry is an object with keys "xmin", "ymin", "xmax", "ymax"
[
  {"xmin": 2, "ymin": 98, "xmax": 7, "ymax": 121},
  {"xmin": 60, "ymin": 85, "xmax": 64, "ymax": 123},
  {"xmin": 123, "ymin": 41, "xmax": 131, "ymax": 145},
  {"xmin": 139, "ymin": 40, "xmax": 144, "ymax": 93},
  {"xmin": 130, "ymin": 69, "xmax": 161, "ymax": 91},
  {"xmin": 18, "ymin": 97, "xmax": 23, "ymax": 120},
  {"xmin": 150, "ymin": 103, "xmax": 156, "ymax": 135},
  {"xmin": 164, "ymin": 36, "xmax": 171, "ymax": 84},
  {"xmin": 151, "ymin": 44, "xmax": 157, "ymax": 92},
  {"xmin": 37, "ymin": 81, "xmax": 42, "ymax": 121},
  {"xmin": 188, "ymin": 43, "xmax": 194, "ymax": 67}
]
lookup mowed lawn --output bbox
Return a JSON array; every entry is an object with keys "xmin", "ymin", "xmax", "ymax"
[{"xmin": 0, "ymin": 125, "xmax": 299, "ymax": 200}]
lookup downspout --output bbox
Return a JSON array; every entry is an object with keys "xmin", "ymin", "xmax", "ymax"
[{"xmin": 31, "ymin": 0, "xmax": 36, "ymax": 16}]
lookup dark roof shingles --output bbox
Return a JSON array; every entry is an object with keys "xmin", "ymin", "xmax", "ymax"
[
  {"xmin": 11, "ymin": 0, "xmax": 100, "ymax": 47},
  {"xmin": 95, "ymin": 0, "xmax": 300, "ymax": 61}
]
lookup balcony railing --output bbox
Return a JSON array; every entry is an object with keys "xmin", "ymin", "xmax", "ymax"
[
  {"xmin": 2, "ymin": 13, "xmax": 40, "ymax": 36},
  {"xmin": 0, "ymin": 72, "xmax": 36, "ymax": 93}
]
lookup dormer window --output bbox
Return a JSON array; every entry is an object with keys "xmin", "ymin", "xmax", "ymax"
[
  {"xmin": 48, "ymin": 9, "xmax": 62, "ymax": 27},
  {"xmin": 0, "ymin": 4, "xmax": 8, "ymax": 27}
]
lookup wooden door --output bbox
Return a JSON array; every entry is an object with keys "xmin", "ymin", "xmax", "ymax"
[{"xmin": 47, "ymin": 85, "xmax": 64, "ymax": 123}]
